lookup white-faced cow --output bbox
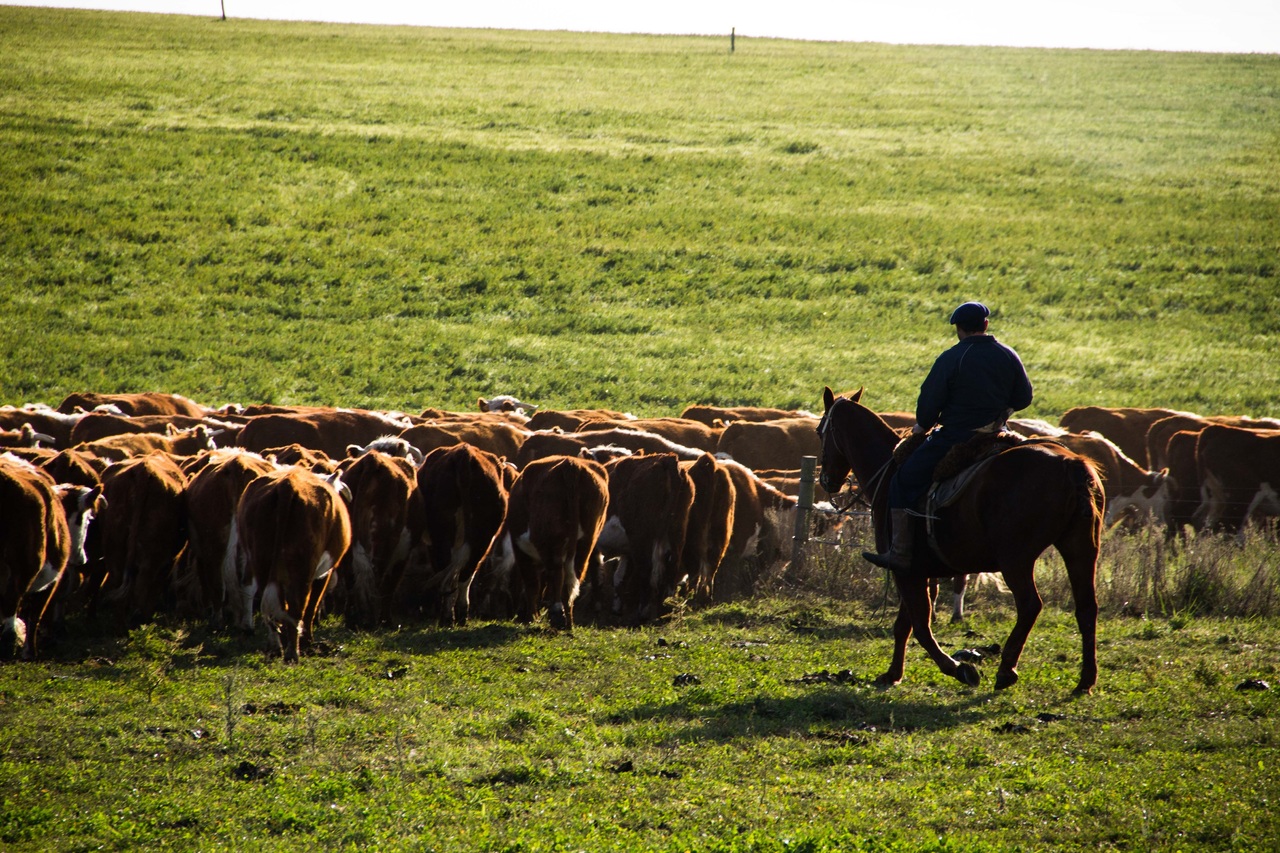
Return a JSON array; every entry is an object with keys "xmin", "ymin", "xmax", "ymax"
[{"xmin": 235, "ymin": 467, "xmax": 352, "ymax": 663}]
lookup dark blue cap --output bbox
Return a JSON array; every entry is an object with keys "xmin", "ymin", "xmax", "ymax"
[{"xmin": 949, "ymin": 301, "xmax": 990, "ymax": 327}]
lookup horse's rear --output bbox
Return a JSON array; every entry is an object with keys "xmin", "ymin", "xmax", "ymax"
[{"xmin": 942, "ymin": 441, "xmax": 1105, "ymax": 693}]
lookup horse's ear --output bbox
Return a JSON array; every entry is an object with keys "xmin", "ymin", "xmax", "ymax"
[
  {"xmin": 850, "ymin": 387, "xmax": 863, "ymax": 403},
  {"xmin": 822, "ymin": 386, "xmax": 835, "ymax": 411}
]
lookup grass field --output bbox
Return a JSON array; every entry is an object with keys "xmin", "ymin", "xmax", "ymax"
[
  {"xmin": 2, "ymin": 9, "xmax": 1280, "ymax": 851},
  {"xmin": 2, "ymin": 7, "xmax": 1279, "ymax": 416}
]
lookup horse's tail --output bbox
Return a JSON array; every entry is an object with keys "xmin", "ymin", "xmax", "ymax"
[{"xmin": 1067, "ymin": 453, "xmax": 1106, "ymax": 540}]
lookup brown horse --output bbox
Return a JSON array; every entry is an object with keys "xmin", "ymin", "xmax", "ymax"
[{"xmin": 817, "ymin": 387, "xmax": 1105, "ymax": 694}]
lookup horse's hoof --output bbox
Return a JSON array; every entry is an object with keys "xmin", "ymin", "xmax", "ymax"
[
  {"xmin": 873, "ymin": 672, "xmax": 902, "ymax": 688},
  {"xmin": 994, "ymin": 670, "xmax": 1019, "ymax": 690},
  {"xmin": 1072, "ymin": 683, "xmax": 1094, "ymax": 697},
  {"xmin": 956, "ymin": 662, "xmax": 981, "ymax": 687}
]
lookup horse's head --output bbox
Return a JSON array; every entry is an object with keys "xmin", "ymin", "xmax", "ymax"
[{"xmin": 816, "ymin": 386, "xmax": 862, "ymax": 494}]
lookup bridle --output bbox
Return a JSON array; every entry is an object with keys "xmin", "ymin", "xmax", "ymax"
[{"xmin": 816, "ymin": 398, "xmax": 893, "ymax": 515}]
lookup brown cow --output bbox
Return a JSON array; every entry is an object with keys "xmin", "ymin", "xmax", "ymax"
[
  {"xmin": 514, "ymin": 426, "xmax": 703, "ymax": 469},
  {"xmin": 712, "ymin": 458, "xmax": 798, "ymax": 601},
  {"xmin": 69, "ymin": 411, "xmax": 241, "ymax": 446},
  {"xmin": 0, "ymin": 423, "xmax": 58, "ymax": 449},
  {"xmin": 578, "ymin": 417, "xmax": 721, "ymax": 453},
  {"xmin": 1145, "ymin": 413, "xmax": 1280, "ymax": 471},
  {"xmin": 0, "ymin": 455, "xmax": 71, "ymax": 660},
  {"xmin": 1019, "ymin": 430, "xmax": 1170, "ymax": 528},
  {"xmin": 401, "ymin": 419, "xmax": 529, "ymax": 461},
  {"xmin": 74, "ymin": 425, "xmax": 218, "ymax": 462},
  {"xmin": 678, "ymin": 454, "xmax": 736, "ymax": 604},
  {"xmin": 93, "ymin": 453, "xmax": 189, "ymax": 628},
  {"xmin": 679, "ymin": 405, "xmax": 810, "ymax": 426},
  {"xmin": 337, "ymin": 447, "xmax": 420, "ymax": 629},
  {"xmin": 236, "ymin": 410, "xmax": 415, "ymax": 461},
  {"xmin": 0, "ymin": 406, "xmax": 84, "ymax": 449},
  {"xmin": 57, "ymin": 392, "xmax": 207, "ymax": 418},
  {"xmin": 523, "ymin": 408, "xmax": 630, "ymax": 432},
  {"xmin": 1195, "ymin": 425, "xmax": 1280, "ymax": 532},
  {"xmin": 184, "ymin": 449, "xmax": 279, "ymax": 628},
  {"xmin": 1058, "ymin": 406, "xmax": 1191, "ymax": 468},
  {"xmin": 261, "ymin": 444, "xmax": 338, "ymax": 472},
  {"xmin": 412, "ymin": 444, "xmax": 509, "ymax": 626},
  {"xmin": 594, "ymin": 453, "xmax": 695, "ymax": 625},
  {"xmin": 488, "ymin": 455, "xmax": 609, "ymax": 631},
  {"xmin": 235, "ymin": 467, "xmax": 352, "ymax": 662},
  {"xmin": 715, "ymin": 417, "xmax": 822, "ymax": 473},
  {"xmin": 1163, "ymin": 428, "xmax": 1205, "ymax": 534}
]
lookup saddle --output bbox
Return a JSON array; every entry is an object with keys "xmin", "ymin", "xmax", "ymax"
[{"xmin": 892, "ymin": 428, "xmax": 1027, "ymax": 575}]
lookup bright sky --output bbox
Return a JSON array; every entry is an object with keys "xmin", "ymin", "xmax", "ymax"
[{"xmin": 3, "ymin": 0, "xmax": 1279, "ymax": 53}]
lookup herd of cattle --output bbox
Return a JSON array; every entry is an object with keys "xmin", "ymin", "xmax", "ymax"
[{"xmin": 1, "ymin": 391, "xmax": 1276, "ymax": 663}]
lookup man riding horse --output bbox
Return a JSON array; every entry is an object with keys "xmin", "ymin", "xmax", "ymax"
[{"xmin": 863, "ymin": 301, "xmax": 1034, "ymax": 573}]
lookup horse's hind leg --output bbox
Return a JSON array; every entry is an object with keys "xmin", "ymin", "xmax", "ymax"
[
  {"xmin": 1058, "ymin": 541, "xmax": 1100, "ymax": 695},
  {"xmin": 995, "ymin": 564, "xmax": 1042, "ymax": 690}
]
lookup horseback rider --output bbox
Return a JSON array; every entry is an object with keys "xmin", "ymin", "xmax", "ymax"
[{"xmin": 863, "ymin": 301, "xmax": 1034, "ymax": 572}]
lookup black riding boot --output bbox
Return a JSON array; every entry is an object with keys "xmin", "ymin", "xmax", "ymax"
[{"xmin": 862, "ymin": 508, "xmax": 915, "ymax": 572}]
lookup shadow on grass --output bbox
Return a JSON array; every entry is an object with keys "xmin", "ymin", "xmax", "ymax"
[
  {"xmin": 368, "ymin": 620, "xmax": 528, "ymax": 655},
  {"xmin": 602, "ymin": 682, "xmax": 999, "ymax": 741}
]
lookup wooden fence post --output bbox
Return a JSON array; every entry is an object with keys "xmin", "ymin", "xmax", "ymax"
[
  {"xmin": 731, "ymin": 28, "xmax": 735, "ymax": 53},
  {"xmin": 788, "ymin": 455, "xmax": 817, "ymax": 580}
]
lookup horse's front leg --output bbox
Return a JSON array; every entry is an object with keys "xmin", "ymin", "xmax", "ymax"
[
  {"xmin": 900, "ymin": 576, "xmax": 980, "ymax": 687},
  {"xmin": 875, "ymin": 601, "xmax": 913, "ymax": 686}
]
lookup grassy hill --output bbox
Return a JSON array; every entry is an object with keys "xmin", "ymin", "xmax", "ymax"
[
  {"xmin": 0, "ymin": 11, "xmax": 1278, "ymax": 852},
  {"xmin": 2, "ymin": 7, "xmax": 1278, "ymax": 417}
]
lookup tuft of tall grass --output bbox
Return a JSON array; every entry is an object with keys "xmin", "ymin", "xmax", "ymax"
[{"xmin": 787, "ymin": 514, "xmax": 1280, "ymax": 619}]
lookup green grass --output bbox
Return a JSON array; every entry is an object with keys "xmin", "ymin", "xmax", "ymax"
[
  {"xmin": 1, "ymin": 597, "xmax": 1277, "ymax": 852},
  {"xmin": 2, "ymin": 8, "xmax": 1279, "ymax": 415}
]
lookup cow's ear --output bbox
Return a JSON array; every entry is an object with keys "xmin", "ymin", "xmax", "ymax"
[{"xmin": 477, "ymin": 397, "xmax": 489, "ymax": 411}]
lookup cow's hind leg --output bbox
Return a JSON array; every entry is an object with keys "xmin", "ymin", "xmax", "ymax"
[
  {"xmin": 950, "ymin": 574, "xmax": 969, "ymax": 623},
  {"xmin": 298, "ymin": 573, "xmax": 332, "ymax": 655}
]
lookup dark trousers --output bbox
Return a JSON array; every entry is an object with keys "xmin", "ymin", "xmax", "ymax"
[{"xmin": 888, "ymin": 428, "xmax": 974, "ymax": 510}]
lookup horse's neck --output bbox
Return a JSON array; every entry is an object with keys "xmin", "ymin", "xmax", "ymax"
[{"xmin": 846, "ymin": 408, "xmax": 898, "ymax": 486}]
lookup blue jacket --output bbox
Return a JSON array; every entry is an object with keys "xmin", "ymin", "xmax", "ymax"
[{"xmin": 915, "ymin": 335, "xmax": 1033, "ymax": 433}]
